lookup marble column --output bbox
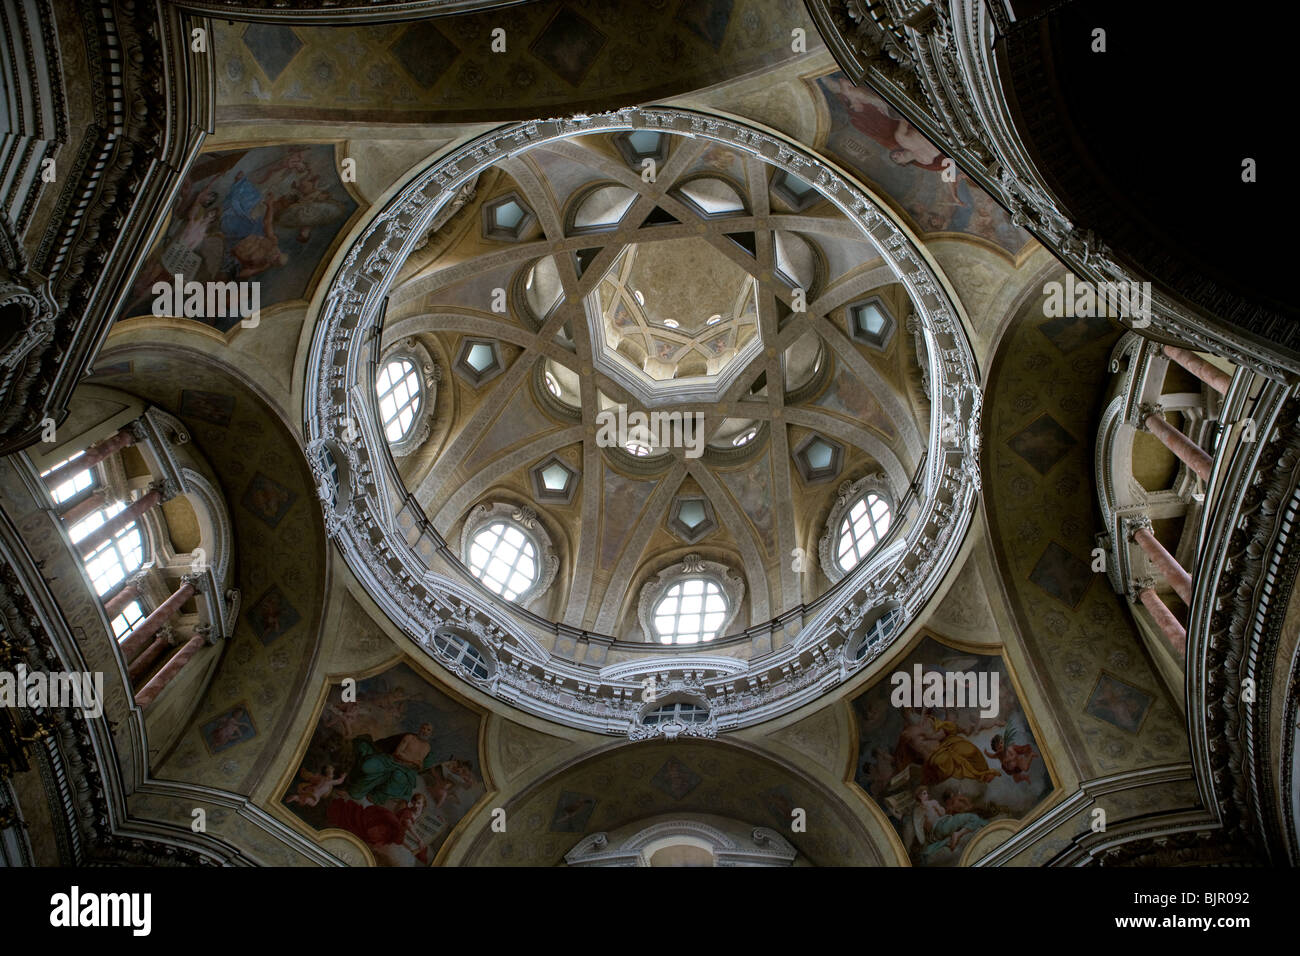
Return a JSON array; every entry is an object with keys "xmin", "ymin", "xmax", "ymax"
[
  {"xmin": 126, "ymin": 634, "xmax": 171, "ymax": 683},
  {"xmin": 42, "ymin": 426, "xmax": 137, "ymax": 489},
  {"xmin": 102, "ymin": 579, "xmax": 144, "ymax": 619},
  {"xmin": 1130, "ymin": 519, "xmax": 1193, "ymax": 604},
  {"xmin": 76, "ymin": 487, "xmax": 162, "ymax": 556},
  {"xmin": 118, "ymin": 578, "xmax": 197, "ymax": 660},
  {"xmin": 1136, "ymin": 584, "xmax": 1187, "ymax": 656},
  {"xmin": 134, "ymin": 634, "xmax": 206, "ymax": 709},
  {"xmin": 1141, "ymin": 404, "xmax": 1213, "ymax": 483},
  {"xmin": 59, "ymin": 488, "xmax": 111, "ymax": 526},
  {"xmin": 1162, "ymin": 345, "xmax": 1232, "ymax": 395}
]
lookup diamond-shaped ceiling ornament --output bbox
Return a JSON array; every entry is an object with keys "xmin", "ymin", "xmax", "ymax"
[{"xmin": 242, "ymin": 24, "xmax": 303, "ymax": 83}]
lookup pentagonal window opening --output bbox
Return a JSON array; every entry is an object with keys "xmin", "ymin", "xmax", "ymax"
[
  {"xmin": 454, "ymin": 337, "xmax": 504, "ymax": 387},
  {"xmin": 793, "ymin": 432, "xmax": 844, "ymax": 484},
  {"xmin": 847, "ymin": 295, "xmax": 896, "ymax": 350},
  {"xmin": 613, "ymin": 129, "xmax": 669, "ymax": 169},
  {"xmin": 771, "ymin": 168, "xmax": 822, "ymax": 212},
  {"xmin": 530, "ymin": 455, "xmax": 579, "ymax": 504},
  {"xmin": 668, "ymin": 495, "xmax": 717, "ymax": 543},
  {"xmin": 482, "ymin": 191, "xmax": 536, "ymax": 242}
]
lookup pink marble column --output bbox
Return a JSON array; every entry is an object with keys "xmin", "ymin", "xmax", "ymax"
[
  {"xmin": 76, "ymin": 488, "xmax": 162, "ymax": 557},
  {"xmin": 126, "ymin": 635, "xmax": 171, "ymax": 683},
  {"xmin": 1139, "ymin": 587, "xmax": 1186, "ymax": 656},
  {"xmin": 118, "ymin": 579, "xmax": 196, "ymax": 660},
  {"xmin": 42, "ymin": 427, "xmax": 136, "ymax": 489},
  {"xmin": 59, "ymin": 488, "xmax": 112, "ymax": 526},
  {"xmin": 134, "ymin": 634, "xmax": 206, "ymax": 708},
  {"xmin": 102, "ymin": 581, "xmax": 143, "ymax": 620},
  {"xmin": 1162, "ymin": 345, "xmax": 1232, "ymax": 395},
  {"xmin": 1132, "ymin": 525, "xmax": 1193, "ymax": 604},
  {"xmin": 1143, "ymin": 408, "xmax": 1213, "ymax": 483}
]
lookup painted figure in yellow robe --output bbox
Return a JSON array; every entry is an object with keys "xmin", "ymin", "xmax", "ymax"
[{"xmin": 893, "ymin": 707, "xmax": 999, "ymax": 786}]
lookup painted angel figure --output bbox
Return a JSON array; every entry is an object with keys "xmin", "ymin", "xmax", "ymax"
[
  {"xmin": 983, "ymin": 725, "xmax": 1038, "ymax": 783},
  {"xmin": 286, "ymin": 764, "xmax": 347, "ymax": 807}
]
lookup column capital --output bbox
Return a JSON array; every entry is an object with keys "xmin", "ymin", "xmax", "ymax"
[
  {"xmin": 1137, "ymin": 403, "xmax": 1164, "ymax": 428},
  {"xmin": 179, "ymin": 572, "xmax": 209, "ymax": 595},
  {"xmin": 125, "ymin": 417, "xmax": 150, "ymax": 443},
  {"xmin": 1127, "ymin": 576, "xmax": 1157, "ymax": 603},
  {"xmin": 1123, "ymin": 514, "xmax": 1154, "ymax": 540},
  {"xmin": 148, "ymin": 477, "xmax": 182, "ymax": 502}
]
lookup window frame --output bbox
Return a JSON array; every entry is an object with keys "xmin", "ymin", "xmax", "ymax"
[
  {"xmin": 636, "ymin": 556, "xmax": 745, "ymax": 645},
  {"xmin": 818, "ymin": 475, "xmax": 897, "ymax": 584},
  {"xmin": 834, "ymin": 491, "xmax": 893, "ymax": 575},
  {"xmin": 458, "ymin": 502, "xmax": 559, "ymax": 606},
  {"xmin": 649, "ymin": 574, "xmax": 731, "ymax": 645}
]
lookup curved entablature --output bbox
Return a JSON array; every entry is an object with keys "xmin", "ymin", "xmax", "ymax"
[{"xmin": 303, "ymin": 107, "xmax": 981, "ymax": 735}]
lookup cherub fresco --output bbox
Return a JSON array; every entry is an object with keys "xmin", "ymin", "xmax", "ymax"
[
  {"xmin": 282, "ymin": 663, "xmax": 484, "ymax": 866},
  {"xmin": 984, "ymin": 727, "xmax": 1039, "ymax": 783},
  {"xmin": 285, "ymin": 765, "xmax": 346, "ymax": 807},
  {"xmin": 851, "ymin": 636, "xmax": 1052, "ymax": 866}
]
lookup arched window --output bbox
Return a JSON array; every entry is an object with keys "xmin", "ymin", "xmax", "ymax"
[
  {"xmin": 110, "ymin": 599, "xmax": 147, "ymax": 640},
  {"xmin": 652, "ymin": 577, "xmax": 728, "ymax": 644},
  {"xmin": 836, "ymin": 492, "xmax": 892, "ymax": 573},
  {"xmin": 853, "ymin": 606, "xmax": 903, "ymax": 662},
  {"xmin": 643, "ymin": 700, "xmax": 710, "ymax": 725},
  {"xmin": 41, "ymin": 452, "xmax": 95, "ymax": 505},
  {"xmin": 467, "ymin": 520, "xmax": 539, "ymax": 601},
  {"xmin": 432, "ymin": 631, "xmax": 491, "ymax": 680},
  {"xmin": 376, "ymin": 358, "xmax": 422, "ymax": 442},
  {"xmin": 72, "ymin": 503, "xmax": 145, "ymax": 596}
]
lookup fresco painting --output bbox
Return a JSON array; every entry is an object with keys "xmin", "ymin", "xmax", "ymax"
[
  {"xmin": 123, "ymin": 144, "xmax": 357, "ymax": 332},
  {"xmin": 282, "ymin": 662, "xmax": 484, "ymax": 866},
  {"xmin": 852, "ymin": 635, "xmax": 1052, "ymax": 865},
  {"xmin": 813, "ymin": 72, "xmax": 1030, "ymax": 255}
]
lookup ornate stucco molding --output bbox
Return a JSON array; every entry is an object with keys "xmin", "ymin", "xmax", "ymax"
[
  {"xmin": 0, "ymin": 1, "xmax": 212, "ymax": 454},
  {"xmin": 303, "ymin": 107, "xmax": 981, "ymax": 735}
]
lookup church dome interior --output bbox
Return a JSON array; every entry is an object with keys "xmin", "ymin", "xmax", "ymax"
[{"xmin": 0, "ymin": 0, "xmax": 1294, "ymax": 901}]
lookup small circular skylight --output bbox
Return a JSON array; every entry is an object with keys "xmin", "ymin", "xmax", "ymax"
[
  {"xmin": 544, "ymin": 371, "xmax": 562, "ymax": 397},
  {"xmin": 663, "ymin": 318, "xmax": 679, "ymax": 329},
  {"xmin": 706, "ymin": 314, "xmax": 722, "ymax": 325},
  {"xmin": 732, "ymin": 427, "xmax": 758, "ymax": 447}
]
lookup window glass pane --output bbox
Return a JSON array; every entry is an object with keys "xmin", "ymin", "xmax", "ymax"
[
  {"xmin": 652, "ymin": 577, "xmax": 727, "ymax": 644},
  {"xmin": 467, "ymin": 520, "xmax": 541, "ymax": 601},
  {"xmin": 376, "ymin": 358, "xmax": 422, "ymax": 442}
]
